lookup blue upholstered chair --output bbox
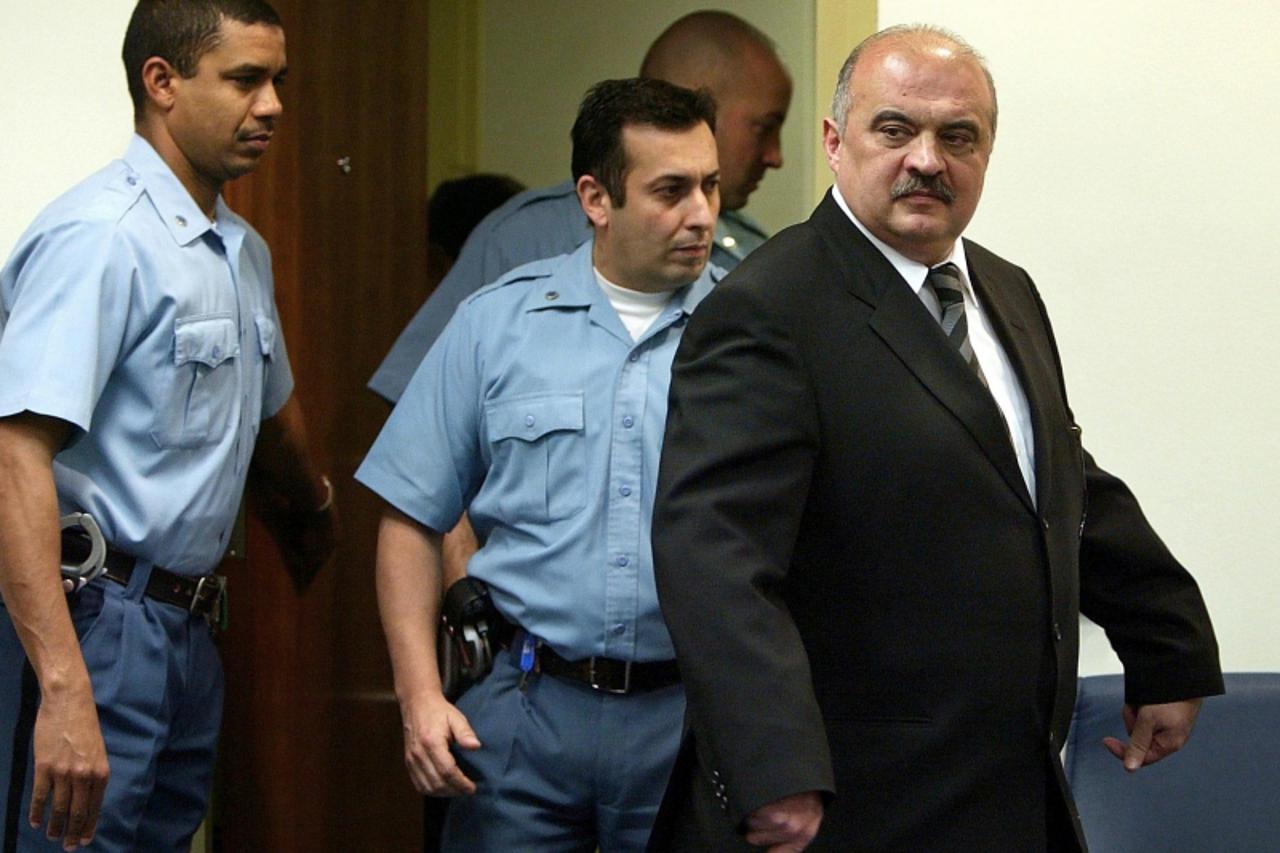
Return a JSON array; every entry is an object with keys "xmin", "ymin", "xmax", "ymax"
[{"xmin": 1065, "ymin": 672, "xmax": 1280, "ymax": 852}]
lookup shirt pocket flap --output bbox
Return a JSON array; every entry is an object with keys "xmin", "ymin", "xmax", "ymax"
[
  {"xmin": 173, "ymin": 315, "xmax": 239, "ymax": 368},
  {"xmin": 254, "ymin": 313, "xmax": 278, "ymax": 358},
  {"xmin": 486, "ymin": 393, "xmax": 584, "ymax": 443}
]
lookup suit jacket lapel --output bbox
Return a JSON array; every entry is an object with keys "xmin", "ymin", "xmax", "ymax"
[
  {"xmin": 964, "ymin": 246, "xmax": 1062, "ymax": 514},
  {"xmin": 810, "ymin": 195, "xmax": 1036, "ymax": 513}
]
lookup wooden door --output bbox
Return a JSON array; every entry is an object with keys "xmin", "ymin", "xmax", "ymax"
[{"xmin": 218, "ymin": 2, "xmax": 431, "ymax": 850}]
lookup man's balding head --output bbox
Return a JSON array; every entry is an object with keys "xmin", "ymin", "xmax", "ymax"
[
  {"xmin": 831, "ymin": 24, "xmax": 997, "ymax": 138},
  {"xmin": 823, "ymin": 25, "xmax": 997, "ymax": 265},
  {"xmin": 641, "ymin": 11, "xmax": 791, "ymax": 211}
]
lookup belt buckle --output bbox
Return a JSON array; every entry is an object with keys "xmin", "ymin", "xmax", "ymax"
[{"xmin": 588, "ymin": 658, "xmax": 631, "ymax": 695}]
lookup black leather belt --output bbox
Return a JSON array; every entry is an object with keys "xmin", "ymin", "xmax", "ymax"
[
  {"xmin": 536, "ymin": 645, "xmax": 681, "ymax": 694},
  {"xmin": 493, "ymin": 614, "xmax": 680, "ymax": 695},
  {"xmin": 60, "ymin": 530, "xmax": 225, "ymax": 619}
]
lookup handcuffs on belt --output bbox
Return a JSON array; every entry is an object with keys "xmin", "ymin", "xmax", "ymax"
[{"xmin": 60, "ymin": 512, "xmax": 108, "ymax": 594}]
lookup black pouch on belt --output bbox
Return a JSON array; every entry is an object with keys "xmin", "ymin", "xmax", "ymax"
[{"xmin": 437, "ymin": 576, "xmax": 504, "ymax": 701}]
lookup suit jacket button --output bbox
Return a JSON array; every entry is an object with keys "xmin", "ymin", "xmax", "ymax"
[{"xmin": 1052, "ymin": 622, "xmax": 1063, "ymax": 642}]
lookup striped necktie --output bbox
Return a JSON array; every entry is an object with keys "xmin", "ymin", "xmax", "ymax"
[{"xmin": 926, "ymin": 262, "xmax": 988, "ymax": 386}]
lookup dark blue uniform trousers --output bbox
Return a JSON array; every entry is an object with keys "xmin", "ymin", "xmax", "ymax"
[
  {"xmin": 443, "ymin": 647, "xmax": 684, "ymax": 852},
  {"xmin": 1, "ymin": 563, "xmax": 222, "ymax": 852}
]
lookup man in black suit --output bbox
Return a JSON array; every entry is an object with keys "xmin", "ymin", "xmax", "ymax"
[{"xmin": 649, "ymin": 24, "xmax": 1223, "ymax": 852}]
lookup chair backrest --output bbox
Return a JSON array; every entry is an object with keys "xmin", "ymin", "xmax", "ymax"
[{"xmin": 1065, "ymin": 673, "xmax": 1280, "ymax": 853}]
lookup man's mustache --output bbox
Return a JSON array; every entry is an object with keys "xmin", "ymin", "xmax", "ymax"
[{"xmin": 891, "ymin": 174, "xmax": 955, "ymax": 204}]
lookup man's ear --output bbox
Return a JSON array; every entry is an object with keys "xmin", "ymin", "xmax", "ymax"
[
  {"xmin": 141, "ymin": 56, "xmax": 180, "ymax": 113},
  {"xmin": 822, "ymin": 117, "xmax": 843, "ymax": 173},
  {"xmin": 577, "ymin": 174, "xmax": 611, "ymax": 229}
]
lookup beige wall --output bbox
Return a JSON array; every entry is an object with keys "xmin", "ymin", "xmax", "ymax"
[
  {"xmin": 476, "ymin": 0, "xmax": 817, "ymax": 236},
  {"xmin": 879, "ymin": 0, "xmax": 1280, "ymax": 674},
  {"xmin": 0, "ymin": 2, "xmax": 136, "ymax": 256}
]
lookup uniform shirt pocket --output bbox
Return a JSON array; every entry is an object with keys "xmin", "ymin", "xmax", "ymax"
[
  {"xmin": 151, "ymin": 313, "xmax": 240, "ymax": 449},
  {"xmin": 484, "ymin": 392, "xmax": 586, "ymax": 524}
]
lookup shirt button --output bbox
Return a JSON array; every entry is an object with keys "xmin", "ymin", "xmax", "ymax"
[
  {"xmin": 212, "ymin": 346, "xmax": 222, "ymax": 360},
  {"xmin": 126, "ymin": 176, "xmax": 138, "ymax": 186},
  {"xmin": 622, "ymin": 415, "xmax": 635, "ymax": 429},
  {"xmin": 612, "ymin": 623, "xmax": 626, "ymax": 636},
  {"xmin": 544, "ymin": 290, "xmax": 559, "ymax": 301},
  {"xmin": 628, "ymin": 352, "xmax": 640, "ymax": 362},
  {"xmin": 175, "ymin": 215, "xmax": 187, "ymax": 227},
  {"xmin": 619, "ymin": 485, "xmax": 632, "ymax": 497},
  {"xmin": 616, "ymin": 555, "xmax": 629, "ymax": 567},
  {"xmin": 525, "ymin": 414, "xmax": 536, "ymax": 427}
]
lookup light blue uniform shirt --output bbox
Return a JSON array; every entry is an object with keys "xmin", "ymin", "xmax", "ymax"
[
  {"xmin": 357, "ymin": 240, "xmax": 719, "ymax": 661},
  {"xmin": 367, "ymin": 179, "xmax": 765, "ymax": 403},
  {"xmin": 0, "ymin": 135, "xmax": 293, "ymax": 574}
]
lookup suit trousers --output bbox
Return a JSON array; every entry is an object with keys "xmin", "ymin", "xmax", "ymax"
[
  {"xmin": 443, "ymin": 646, "xmax": 684, "ymax": 852},
  {"xmin": 1, "ymin": 563, "xmax": 223, "ymax": 853}
]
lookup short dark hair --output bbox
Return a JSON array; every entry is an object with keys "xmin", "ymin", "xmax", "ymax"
[
  {"xmin": 123, "ymin": 0, "xmax": 283, "ymax": 121},
  {"xmin": 570, "ymin": 77, "xmax": 716, "ymax": 207}
]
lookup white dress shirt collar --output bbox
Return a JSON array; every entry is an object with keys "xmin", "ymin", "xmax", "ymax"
[{"xmin": 830, "ymin": 183, "xmax": 970, "ymax": 298}]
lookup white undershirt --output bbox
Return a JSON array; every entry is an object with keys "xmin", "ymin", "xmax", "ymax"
[
  {"xmin": 594, "ymin": 267, "xmax": 674, "ymax": 342},
  {"xmin": 832, "ymin": 186, "xmax": 1038, "ymax": 503}
]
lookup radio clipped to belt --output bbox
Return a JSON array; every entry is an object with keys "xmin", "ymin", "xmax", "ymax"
[{"xmin": 437, "ymin": 577, "xmax": 502, "ymax": 701}]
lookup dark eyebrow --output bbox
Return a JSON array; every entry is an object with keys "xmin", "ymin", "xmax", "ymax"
[
  {"xmin": 224, "ymin": 63, "xmax": 286, "ymax": 79},
  {"xmin": 648, "ymin": 174, "xmax": 693, "ymax": 188},
  {"xmin": 871, "ymin": 109, "xmax": 913, "ymax": 126},
  {"xmin": 646, "ymin": 169, "xmax": 720, "ymax": 189},
  {"xmin": 942, "ymin": 118, "xmax": 981, "ymax": 136}
]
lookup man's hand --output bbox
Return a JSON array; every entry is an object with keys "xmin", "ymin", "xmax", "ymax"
[
  {"xmin": 250, "ymin": 397, "xmax": 337, "ymax": 590},
  {"xmin": 253, "ymin": 473, "xmax": 338, "ymax": 591},
  {"xmin": 399, "ymin": 691, "xmax": 482, "ymax": 797},
  {"xmin": 30, "ymin": 681, "xmax": 109, "ymax": 851},
  {"xmin": 1103, "ymin": 698, "xmax": 1203, "ymax": 771},
  {"xmin": 744, "ymin": 790, "xmax": 823, "ymax": 851},
  {"xmin": 0, "ymin": 412, "xmax": 106, "ymax": 850}
]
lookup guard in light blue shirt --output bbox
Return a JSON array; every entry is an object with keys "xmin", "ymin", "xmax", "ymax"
[
  {"xmin": 367, "ymin": 10, "xmax": 790, "ymax": 406},
  {"xmin": 0, "ymin": 5, "xmax": 333, "ymax": 851},
  {"xmin": 358, "ymin": 79, "xmax": 721, "ymax": 852},
  {"xmin": 0, "ymin": 134, "xmax": 293, "ymax": 572},
  {"xmin": 367, "ymin": 182, "xmax": 765, "ymax": 404}
]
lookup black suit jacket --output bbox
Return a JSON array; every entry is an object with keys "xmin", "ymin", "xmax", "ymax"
[{"xmin": 649, "ymin": 193, "xmax": 1223, "ymax": 851}]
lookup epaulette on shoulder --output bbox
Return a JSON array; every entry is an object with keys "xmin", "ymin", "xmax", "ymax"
[
  {"xmin": 463, "ymin": 254, "xmax": 560, "ymax": 306},
  {"xmin": 78, "ymin": 164, "xmax": 147, "ymax": 225}
]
